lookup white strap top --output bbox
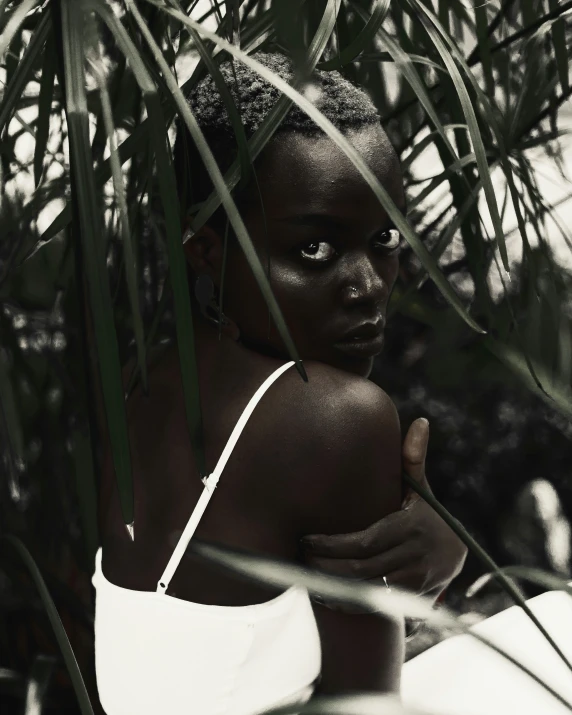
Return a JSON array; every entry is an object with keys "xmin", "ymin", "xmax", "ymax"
[{"xmin": 91, "ymin": 361, "xmax": 322, "ymax": 715}]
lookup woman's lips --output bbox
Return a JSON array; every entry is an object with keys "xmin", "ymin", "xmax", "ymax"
[{"xmin": 333, "ymin": 331, "xmax": 385, "ymax": 357}]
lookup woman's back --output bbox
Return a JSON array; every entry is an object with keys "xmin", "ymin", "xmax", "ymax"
[
  {"xmin": 99, "ymin": 336, "xmax": 338, "ymax": 604},
  {"xmin": 98, "ymin": 334, "xmax": 400, "ymax": 606},
  {"xmin": 95, "ymin": 333, "xmax": 404, "ymax": 712},
  {"xmin": 94, "ymin": 348, "xmax": 326, "ymax": 714}
]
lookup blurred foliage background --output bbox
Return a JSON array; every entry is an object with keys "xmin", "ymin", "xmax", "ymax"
[{"xmin": 1, "ymin": 0, "xmax": 572, "ymax": 712}]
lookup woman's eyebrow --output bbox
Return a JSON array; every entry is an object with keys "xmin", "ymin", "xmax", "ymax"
[{"xmin": 275, "ymin": 214, "xmax": 349, "ymax": 231}]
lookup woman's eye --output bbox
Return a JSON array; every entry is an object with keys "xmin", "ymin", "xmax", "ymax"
[
  {"xmin": 299, "ymin": 241, "xmax": 337, "ymax": 262},
  {"xmin": 372, "ymin": 228, "xmax": 401, "ymax": 252}
]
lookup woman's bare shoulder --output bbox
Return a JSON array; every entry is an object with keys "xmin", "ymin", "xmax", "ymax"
[
  {"xmin": 274, "ymin": 360, "xmax": 398, "ymax": 432},
  {"xmin": 259, "ymin": 360, "xmax": 402, "ymax": 535}
]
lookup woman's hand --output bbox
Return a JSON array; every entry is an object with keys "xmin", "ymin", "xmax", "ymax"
[{"xmin": 300, "ymin": 418, "xmax": 468, "ymax": 602}]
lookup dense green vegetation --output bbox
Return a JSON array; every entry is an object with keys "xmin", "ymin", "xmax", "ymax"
[{"xmin": 1, "ymin": 1, "xmax": 572, "ymax": 712}]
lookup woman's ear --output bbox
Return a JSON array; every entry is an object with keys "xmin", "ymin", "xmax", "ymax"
[{"xmin": 182, "ymin": 223, "xmax": 225, "ymax": 284}]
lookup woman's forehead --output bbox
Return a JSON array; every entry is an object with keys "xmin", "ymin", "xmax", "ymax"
[{"xmin": 250, "ymin": 125, "xmax": 405, "ymax": 212}]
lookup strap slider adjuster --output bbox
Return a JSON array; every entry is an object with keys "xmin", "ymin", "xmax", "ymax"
[{"xmin": 202, "ymin": 473, "xmax": 219, "ymax": 492}]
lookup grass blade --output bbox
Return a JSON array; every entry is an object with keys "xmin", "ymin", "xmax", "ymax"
[
  {"xmin": 402, "ymin": 471, "xmax": 572, "ymax": 676},
  {"xmin": 155, "ymin": 4, "xmax": 484, "ymax": 335},
  {"xmin": 408, "ymin": 5, "xmax": 548, "ymax": 397},
  {"xmin": 0, "ymin": 0, "xmax": 38, "ymax": 60},
  {"xmin": 31, "ymin": 3, "xmax": 285, "ymax": 256},
  {"xmin": 86, "ymin": 36, "xmax": 148, "ymax": 394},
  {"xmin": 407, "ymin": 152, "xmax": 478, "ymax": 211},
  {"xmin": 179, "ymin": 21, "xmax": 252, "ymax": 193},
  {"xmin": 129, "ymin": 0, "xmax": 311, "ymax": 380},
  {"xmin": 356, "ymin": 51, "xmax": 444, "ymax": 72},
  {"xmin": 0, "ymin": 535, "xmax": 94, "ymax": 715},
  {"xmin": 139, "ymin": 0, "xmax": 344, "ymax": 381},
  {"xmin": 408, "ymin": 0, "xmax": 509, "ymax": 272},
  {"xmin": 317, "ymin": 0, "xmax": 391, "ymax": 70},
  {"xmin": 187, "ymin": 0, "xmax": 340, "ymax": 235},
  {"xmin": 484, "ymin": 336, "xmax": 572, "ymax": 421},
  {"xmin": 34, "ymin": 30, "xmax": 56, "ymax": 187},
  {"xmin": 389, "ymin": 179, "xmax": 483, "ymax": 316},
  {"xmin": 474, "ymin": 0, "xmax": 494, "ymax": 98},
  {"xmin": 548, "ymin": 0, "xmax": 570, "ymax": 92},
  {"xmin": 0, "ymin": 5, "xmax": 50, "ymax": 133},
  {"xmin": 467, "ymin": 566, "xmax": 572, "ymax": 600},
  {"xmin": 186, "ymin": 538, "xmax": 572, "ymax": 712},
  {"xmin": 0, "ymin": 346, "xmax": 24, "ymax": 463},
  {"xmin": 24, "ymin": 654, "xmax": 57, "ymax": 715},
  {"xmin": 350, "ymin": 1, "xmax": 474, "ymax": 206},
  {"xmin": 402, "ymin": 123, "xmax": 468, "ymax": 171},
  {"xmin": 59, "ymin": 0, "xmax": 134, "ymax": 528},
  {"xmin": 94, "ymin": 0, "xmax": 206, "ymax": 476}
]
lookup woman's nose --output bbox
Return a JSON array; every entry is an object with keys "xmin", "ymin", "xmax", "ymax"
[{"xmin": 341, "ymin": 257, "xmax": 389, "ymax": 308}]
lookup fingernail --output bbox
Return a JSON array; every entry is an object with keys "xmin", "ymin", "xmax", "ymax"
[
  {"xmin": 299, "ymin": 538, "xmax": 314, "ymax": 551},
  {"xmin": 312, "ymin": 595, "xmax": 325, "ymax": 606}
]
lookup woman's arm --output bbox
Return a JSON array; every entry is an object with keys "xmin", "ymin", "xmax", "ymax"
[
  {"xmin": 293, "ymin": 373, "xmax": 405, "ymax": 695},
  {"xmin": 300, "ymin": 418, "xmax": 468, "ymax": 604},
  {"xmin": 313, "ymin": 606, "xmax": 404, "ymax": 695}
]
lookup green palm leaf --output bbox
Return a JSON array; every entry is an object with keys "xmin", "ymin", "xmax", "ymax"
[
  {"xmin": 188, "ymin": 538, "xmax": 572, "ymax": 712},
  {"xmin": 58, "ymin": 0, "xmax": 134, "ymax": 529},
  {"xmin": 153, "ymin": 3, "xmax": 484, "ymax": 334},
  {"xmin": 0, "ymin": 6, "xmax": 49, "ymax": 133},
  {"xmin": 317, "ymin": 0, "xmax": 391, "ymax": 71},
  {"xmin": 93, "ymin": 0, "xmax": 206, "ymax": 477},
  {"xmin": 33, "ymin": 31, "xmax": 56, "ymax": 187},
  {"xmin": 86, "ymin": 32, "xmax": 148, "ymax": 394},
  {"xmin": 402, "ymin": 471, "xmax": 572, "ymax": 676},
  {"xmin": 0, "ymin": 535, "xmax": 94, "ymax": 715},
  {"xmin": 408, "ymin": 0, "xmax": 509, "ymax": 272},
  {"xmin": 0, "ymin": 0, "xmax": 38, "ymax": 60}
]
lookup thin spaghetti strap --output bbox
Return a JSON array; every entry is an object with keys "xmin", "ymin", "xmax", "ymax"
[{"xmin": 156, "ymin": 361, "xmax": 296, "ymax": 594}]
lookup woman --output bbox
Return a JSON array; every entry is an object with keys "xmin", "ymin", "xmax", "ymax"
[{"xmin": 92, "ymin": 53, "xmax": 466, "ymax": 715}]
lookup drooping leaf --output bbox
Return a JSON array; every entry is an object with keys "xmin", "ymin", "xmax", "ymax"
[
  {"xmin": 93, "ymin": 0, "xmax": 207, "ymax": 477},
  {"xmin": 24, "ymin": 654, "xmax": 57, "ymax": 715},
  {"xmin": 474, "ymin": 0, "xmax": 494, "ymax": 98},
  {"xmin": 188, "ymin": 537, "xmax": 572, "ymax": 711},
  {"xmin": 148, "ymin": 0, "xmax": 486, "ymax": 335},
  {"xmin": 86, "ymin": 31, "xmax": 148, "ymax": 394},
  {"xmin": 402, "ymin": 124, "xmax": 468, "ymax": 171},
  {"xmin": 33, "ymin": 29, "xmax": 56, "ymax": 187},
  {"xmin": 59, "ymin": 0, "xmax": 134, "ymax": 528},
  {"xmin": 548, "ymin": 0, "xmax": 570, "ymax": 92},
  {"xmin": 188, "ymin": 0, "xmax": 340, "ymax": 235},
  {"xmin": 402, "ymin": 471, "xmax": 572, "ymax": 677},
  {"xmin": 0, "ymin": 535, "xmax": 94, "ymax": 715},
  {"xmin": 127, "ymin": 0, "xmax": 340, "ymax": 384},
  {"xmin": 0, "ymin": 345, "xmax": 24, "ymax": 463},
  {"xmin": 179, "ymin": 21, "xmax": 252, "ymax": 194},
  {"xmin": 466, "ymin": 566, "xmax": 572, "ymax": 600},
  {"xmin": 317, "ymin": 0, "xmax": 391, "ymax": 71},
  {"xmin": 0, "ymin": 0, "xmax": 38, "ymax": 60},
  {"xmin": 408, "ymin": 0, "xmax": 509, "ymax": 272},
  {"xmin": 0, "ymin": 5, "xmax": 50, "ymax": 133}
]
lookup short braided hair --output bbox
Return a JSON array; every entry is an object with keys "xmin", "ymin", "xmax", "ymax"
[{"xmin": 173, "ymin": 51, "xmax": 381, "ymax": 231}]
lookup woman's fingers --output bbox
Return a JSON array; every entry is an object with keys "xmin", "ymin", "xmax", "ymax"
[
  {"xmin": 303, "ymin": 544, "xmax": 417, "ymax": 581},
  {"xmin": 301, "ymin": 509, "xmax": 409, "ymax": 559},
  {"xmin": 402, "ymin": 417, "xmax": 430, "ymax": 488}
]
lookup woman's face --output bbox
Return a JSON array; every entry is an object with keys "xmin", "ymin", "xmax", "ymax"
[{"xmin": 216, "ymin": 124, "xmax": 405, "ymax": 379}]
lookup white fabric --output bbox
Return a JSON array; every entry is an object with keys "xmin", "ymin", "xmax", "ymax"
[
  {"xmin": 401, "ymin": 589, "xmax": 572, "ymax": 715},
  {"xmin": 92, "ymin": 360, "xmax": 322, "ymax": 715}
]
